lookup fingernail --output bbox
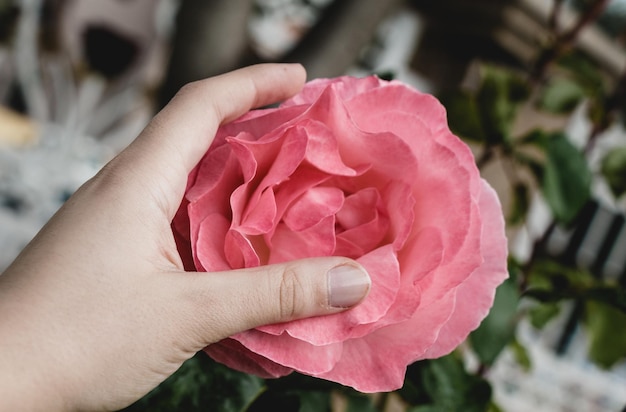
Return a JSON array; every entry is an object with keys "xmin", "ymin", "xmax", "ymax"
[{"xmin": 328, "ymin": 264, "xmax": 371, "ymax": 308}]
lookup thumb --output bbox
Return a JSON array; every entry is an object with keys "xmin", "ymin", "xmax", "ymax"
[{"xmin": 174, "ymin": 257, "xmax": 371, "ymax": 346}]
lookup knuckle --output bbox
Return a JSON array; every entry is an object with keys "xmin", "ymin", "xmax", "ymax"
[{"xmin": 278, "ymin": 267, "xmax": 307, "ymax": 320}]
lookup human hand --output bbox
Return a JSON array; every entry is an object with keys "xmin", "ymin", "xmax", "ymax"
[{"xmin": 0, "ymin": 64, "xmax": 371, "ymax": 411}]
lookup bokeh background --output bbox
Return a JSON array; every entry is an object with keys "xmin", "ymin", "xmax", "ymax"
[{"xmin": 1, "ymin": 1, "xmax": 626, "ymax": 411}]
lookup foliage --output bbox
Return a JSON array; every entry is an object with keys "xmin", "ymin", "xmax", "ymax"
[{"xmin": 127, "ymin": 1, "xmax": 626, "ymax": 411}]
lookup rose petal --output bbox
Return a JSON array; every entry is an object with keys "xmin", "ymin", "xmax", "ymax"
[
  {"xmin": 335, "ymin": 187, "xmax": 390, "ymax": 253},
  {"xmin": 298, "ymin": 120, "xmax": 359, "ymax": 176},
  {"xmin": 424, "ymin": 180, "xmax": 508, "ymax": 358},
  {"xmin": 281, "ymin": 76, "xmax": 385, "ymax": 107},
  {"xmin": 335, "ymin": 187, "xmax": 380, "ymax": 229},
  {"xmin": 268, "ymin": 216, "xmax": 336, "ymax": 264},
  {"xmin": 344, "ymin": 83, "xmax": 449, "ymax": 136},
  {"xmin": 301, "ymin": 85, "xmax": 420, "ymax": 187},
  {"xmin": 238, "ymin": 188, "xmax": 277, "ymax": 235},
  {"xmin": 228, "ymin": 128, "xmax": 307, "ymax": 230},
  {"xmin": 313, "ymin": 289, "xmax": 456, "ymax": 392},
  {"xmin": 194, "ymin": 213, "xmax": 231, "ymax": 272},
  {"xmin": 225, "ymin": 229, "xmax": 260, "ymax": 269},
  {"xmin": 205, "ymin": 338, "xmax": 293, "ymax": 379},
  {"xmin": 283, "ymin": 186, "xmax": 344, "ymax": 231},
  {"xmin": 217, "ymin": 105, "xmax": 307, "ymax": 141},
  {"xmin": 381, "ymin": 181, "xmax": 415, "ymax": 250},
  {"xmin": 234, "ymin": 329, "xmax": 344, "ymax": 375}
]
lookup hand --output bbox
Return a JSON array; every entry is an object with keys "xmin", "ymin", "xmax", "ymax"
[{"xmin": 0, "ymin": 64, "xmax": 370, "ymax": 411}]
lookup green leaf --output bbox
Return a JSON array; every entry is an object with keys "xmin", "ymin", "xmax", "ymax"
[
  {"xmin": 556, "ymin": 52, "xmax": 606, "ymax": 98},
  {"xmin": 476, "ymin": 65, "xmax": 530, "ymax": 145},
  {"xmin": 469, "ymin": 276, "xmax": 519, "ymax": 365},
  {"xmin": 509, "ymin": 338, "xmax": 532, "ymax": 372},
  {"xmin": 516, "ymin": 129, "xmax": 549, "ymax": 147},
  {"xmin": 402, "ymin": 355, "xmax": 492, "ymax": 411},
  {"xmin": 601, "ymin": 146, "xmax": 626, "ymax": 198},
  {"xmin": 124, "ymin": 353, "xmax": 265, "ymax": 412},
  {"xmin": 421, "ymin": 355, "xmax": 492, "ymax": 412},
  {"xmin": 538, "ymin": 77, "xmax": 586, "ymax": 113},
  {"xmin": 296, "ymin": 391, "xmax": 331, "ymax": 412},
  {"xmin": 541, "ymin": 133, "xmax": 591, "ymax": 225},
  {"xmin": 528, "ymin": 302, "xmax": 561, "ymax": 329},
  {"xmin": 442, "ymin": 91, "xmax": 486, "ymax": 142},
  {"xmin": 585, "ymin": 301, "xmax": 626, "ymax": 368},
  {"xmin": 345, "ymin": 393, "xmax": 377, "ymax": 412}
]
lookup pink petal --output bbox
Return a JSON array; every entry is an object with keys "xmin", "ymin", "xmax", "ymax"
[
  {"xmin": 238, "ymin": 188, "xmax": 277, "ymax": 235},
  {"xmin": 381, "ymin": 181, "xmax": 415, "ymax": 250},
  {"xmin": 217, "ymin": 105, "xmax": 307, "ymax": 141},
  {"xmin": 424, "ymin": 180, "xmax": 508, "ymax": 358},
  {"xmin": 224, "ymin": 229, "xmax": 260, "ymax": 269},
  {"xmin": 228, "ymin": 128, "xmax": 307, "ymax": 231},
  {"xmin": 234, "ymin": 329, "xmax": 344, "ymax": 375},
  {"xmin": 298, "ymin": 120, "xmax": 359, "ymax": 176},
  {"xmin": 314, "ymin": 290, "xmax": 456, "ymax": 392},
  {"xmin": 335, "ymin": 187, "xmax": 380, "ymax": 229},
  {"xmin": 281, "ymin": 76, "xmax": 384, "ymax": 107},
  {"xmin": 283, "ymin": 186, "xmax": 344, "ymax": 231},
  {"xmin": 267, "ymin": 217, "xmax": 336, "ymax": 264},
  {"xmin": 205, "ymin": 338, "xmax": 293, "ymax": 378},
  {"xmin": 272, "ymin": 166, "xmax": 333, "ymax": 224},
  {"xmin": 300, "ymin": 86, "xmax": 420, "ymax": 187},
  {"xmin": 194, "ymin": 213, "xmax": 231, "ymax": 272},
  {"xmin": 344, "ymin": 83, "xmax": 449, "ymax": 136},
  {"xmin": 335, "ymin": 188, "xmax": 390, "ymax": 254}
]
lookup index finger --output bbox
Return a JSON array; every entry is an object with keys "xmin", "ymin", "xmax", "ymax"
[
  {"xmin": 103, "ymin": 64, "xmax": 307, "ymax": 216},
  {"xmin": 136, "ymin": 64, "xmax": 305, "ymax": 176}
]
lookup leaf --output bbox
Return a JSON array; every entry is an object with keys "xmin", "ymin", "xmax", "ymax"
[
  {"xmin": 345, "ymin": 393, "xmax": 377, "ymax": 412},
  {"xmin": 538, "ymin": 77, "xmax": 586, "ymax": 113},
  {"xmin": 402, "ymin": 355, "xmax": 492, "ymax": 411},
  {"xmin": 124, "ymin": 353, "xmax": 265, "ymax": 412},
  {"xmin": 469, "ymin": 276, "xmax": 519, "ymax": 365},
  {"xmin": 476, "ymin": 65, "xmax": 530, "ymax": 145},
  {"xmin": 421, "ymin": 355, "xmax": 492, "ymax": 412},
  {"xmin": 601, "ymin": 146, "xmax": 626, "ymax": 198},
  {"xmin": 584, "ymin": 301, "xmax": 626, "ymax": 368},
  {"xmin": 556, "ymin": 52, "xmax": 606, "ymax": 98},
  {"xmin": 442, "ymin": 91, "xmax": 486, "ymax": 142},
  {"xmin": 296, "ymin": 391, "xmax": 331, "ymax": 412},
  {"xmin": 528, "ymin": 302, "xmax": 562, "ymax": 329},
  {"xmin": 509, "ymin": 338, "xmax": 532, "ymax": 372},
  {"xmin": 247, "ymin": 373, "xmax": 339, "ymax": 412},
  {"xmin": 541, "ymin": 132, "xmax": 591, "ymax": 225}
]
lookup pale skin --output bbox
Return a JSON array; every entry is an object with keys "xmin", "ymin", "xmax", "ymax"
[{"xmin": 0, "ymin": 64, "xmax": 370, "ymax": 411}]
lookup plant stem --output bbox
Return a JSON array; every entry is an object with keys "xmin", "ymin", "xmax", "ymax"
[
  {"xmin": 531, "ymin": 0, "xmax": 610, "ymax": 82},
  {"xmin": 548, "ymin": 0, "xmax": 564, "ymax": 35}
]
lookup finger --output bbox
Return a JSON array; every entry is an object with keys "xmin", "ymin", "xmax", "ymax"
[
  {"xmin": 135, "ymin": 63, "xmax": 306, "ymax": 173},
  {"xmin": 94, "ymin": 63, "xmax": 306, "ymax": 217},
  {"xmin": 165, "ymin": 257, "xmax": 371, "ymax": 347}
]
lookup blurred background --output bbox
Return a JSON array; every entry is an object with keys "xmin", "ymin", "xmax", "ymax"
[{"xmin": 1, "ymin": 0, "xmax": 626, "ymax": 411}]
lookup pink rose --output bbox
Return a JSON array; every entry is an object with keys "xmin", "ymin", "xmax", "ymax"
[{"xmin": 173, "ymin": 75, "xmax": 508, "ymax": 392}]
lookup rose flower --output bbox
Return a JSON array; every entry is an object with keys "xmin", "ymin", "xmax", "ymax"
[{"xmin": 172, "ymin": 75, "xmax": 508, "ymax": 392}]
